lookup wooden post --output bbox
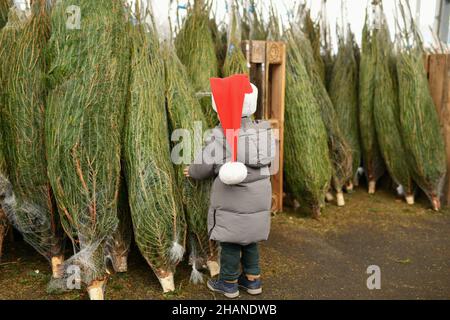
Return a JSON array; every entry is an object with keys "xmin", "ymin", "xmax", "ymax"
[
  {"xmin": 243, "ymin": 40, "xmax": 266, "ymax": 119},
  {"xmin": 242, "ymin": 40, "xmax": 286, "ymax": 213},
  {"xmin": 426, "ymin": 53, "xmax": 450, "ymax": 206}
]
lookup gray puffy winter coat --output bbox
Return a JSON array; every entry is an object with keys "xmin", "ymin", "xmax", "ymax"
[{"xmin": 189, "ymin": 117, "xmax": 276, "ymax": 245}]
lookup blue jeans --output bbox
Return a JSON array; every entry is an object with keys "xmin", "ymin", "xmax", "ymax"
[{"xmin": 219, "ymin": 242, "xmax": 260, "ymax": 281}]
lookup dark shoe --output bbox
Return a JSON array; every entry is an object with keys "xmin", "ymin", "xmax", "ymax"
[
  {"xmin": 207, "ymin": 279, "xmax": 239, "ymax": 299},
  {"xmin": 238, "ymin": 274, "xmax": 262, "ymax": 295}
]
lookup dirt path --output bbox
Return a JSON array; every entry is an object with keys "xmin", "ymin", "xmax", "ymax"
[{"xmin": 0, "ymin": 189, "xmax": 449, "ymax": 300}]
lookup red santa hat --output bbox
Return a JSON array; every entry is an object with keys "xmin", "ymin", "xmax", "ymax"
[{"xmin": 209, "ymin": 74, "xmax": 257, "ymax": 185}]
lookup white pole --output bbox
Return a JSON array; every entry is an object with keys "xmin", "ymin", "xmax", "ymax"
[
  {"xmin": 415, "ymin": 0, "xmax": 421, "ymax": 26},
  {"xmin": 434, "ymin": 0, "xmax": 450, "ymax": 43},
  {"xmin": 320, "ymin": 0, "xmax": 327, "ymax": 41},
  {"xmin": 434, "ymin": 0, "xmax": 443, "ymax": 35}
]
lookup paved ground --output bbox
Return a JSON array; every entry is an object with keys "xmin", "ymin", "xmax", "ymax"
[{"xmin": 1, "ymin": 188, "xmax": 450, "ymax": 300}]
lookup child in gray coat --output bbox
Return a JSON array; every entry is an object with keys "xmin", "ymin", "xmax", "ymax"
[{"xmin": 185, "ymin": 83, "xmax": 275, "ymax": 298}]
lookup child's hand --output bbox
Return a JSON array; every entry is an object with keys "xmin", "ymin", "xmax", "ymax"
[{"xmin": 183, "ymin": 166, "xmax": 190, "ymax": 178}]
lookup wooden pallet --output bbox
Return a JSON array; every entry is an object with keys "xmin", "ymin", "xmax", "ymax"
[
  {"xmin": 242, "ymin": 40, "xmax": 286, "ymax": 213},
  {"xmin": 425, "ymin": 54, "xmax": 450, "ymax": 206}
]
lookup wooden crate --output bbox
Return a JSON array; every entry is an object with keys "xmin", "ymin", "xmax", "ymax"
[
  {"xmin": 424, "ymin": 54, "xmax": 450, "ymax": 206},
  {"xmin": 242, "ymin": 40, "xmax": 286, "ymax": 213}
]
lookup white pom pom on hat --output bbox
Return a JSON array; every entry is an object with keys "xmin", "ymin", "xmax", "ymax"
[{"xmin": 219, "ymin": 162, "xmax": 248, "ymax": 185}]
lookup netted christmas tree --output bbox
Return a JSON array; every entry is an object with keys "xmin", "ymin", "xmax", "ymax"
[
  {"xmin": 372, "ymin": 9, "xmax": 414, "ymax": 204},
  {"xmin": 292, "ymin": 6, "xmax": 353, "ymax": 206},
  {"xmin": 45, "ymin": 0, "xmax": 130, "ymax": 299},
  {"xmin": 295, "ymin": 34, "xmax": 352, "ymax": 206},
  {"xmin": 0, "ymin": 1, "xmax": 64, "ymax": 275},
  {"xmin": 163, "ymin": 42, "xmax": 219, "ymax": 283},
  {"xmin": 359, "ymin": 9, "xmax": 385, "ymax": 193},
  {"xmin": 396, "ymin": 1, "xmax": 446, "ymax": 210},
  {"xmin": 124, "ymin": 14, "xmax": 186, "ymax": 293},
  {"xmin": 329, "ymin": 25, "xmax": 361, "ymax": 191},
  {"xmin": 284, "ymin": 30, "xmax": 332, "ymax": 218}
]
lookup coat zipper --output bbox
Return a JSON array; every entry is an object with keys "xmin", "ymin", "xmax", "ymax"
[{"xmin": 208, "ymin": 209, "xmax": 217, "ymax": 238}]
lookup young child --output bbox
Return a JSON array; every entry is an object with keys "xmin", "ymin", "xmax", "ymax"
[{"xmin": 184, "ymin": 75, "xmax": 275, "ymax": 298}]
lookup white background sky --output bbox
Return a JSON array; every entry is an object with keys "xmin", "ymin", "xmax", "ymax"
[{"xmin": 13, "ymin": 0, "xmax": 441, "ymax": 47}]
